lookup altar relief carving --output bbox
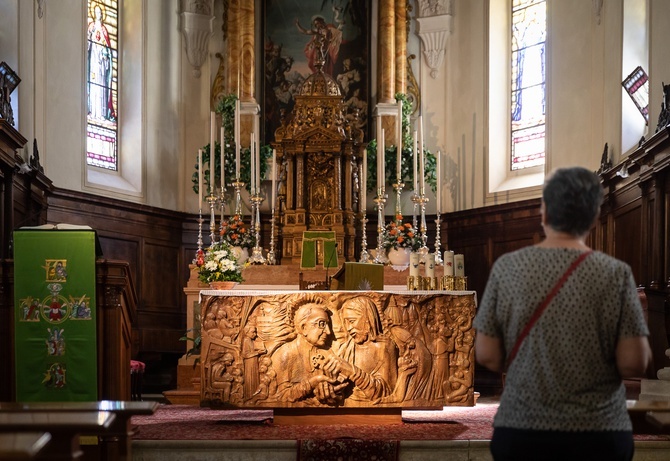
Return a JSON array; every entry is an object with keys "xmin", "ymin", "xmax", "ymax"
[{"xmin": 200, "ymin": 291, "xmax": 476, "ymax": 408}]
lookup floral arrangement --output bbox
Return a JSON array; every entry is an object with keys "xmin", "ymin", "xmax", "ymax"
[
  {"xmin": 220, "ymin": 214, "xmax": 255, "ymax": 249},
  {"xmin": 382, "ymin": 214, "xmax": 422, "ymax": 251},
  {"xmin": 196, "ymin": 240, "xmax": 244, "ymax": 284}
]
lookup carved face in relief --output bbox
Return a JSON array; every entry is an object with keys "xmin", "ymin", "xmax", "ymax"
[
  {"xmin": 342, "ymin": 306, "xmax": 370, "ymax": 345},
  {"xmin": 295, "ymin": 304, "xmax": 332, "ymax": 348}
]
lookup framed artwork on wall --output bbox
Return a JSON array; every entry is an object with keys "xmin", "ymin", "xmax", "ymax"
[{"xmin": 262, "ymin": 0, "xmax": 370, "ymax": 145}]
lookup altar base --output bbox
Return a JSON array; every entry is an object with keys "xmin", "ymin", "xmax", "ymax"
[{"xmin": 274, "ymin": 408, "xmax": 402, "ymax": 425}]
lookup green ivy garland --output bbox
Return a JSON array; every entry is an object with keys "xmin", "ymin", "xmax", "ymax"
[
  {"xmin": 191, "ymin": 94, "xmax": 272, "ymax": 195},
  {"xmin": 365, "ymin": 93, "xmax": 437, "ymax": 193}
]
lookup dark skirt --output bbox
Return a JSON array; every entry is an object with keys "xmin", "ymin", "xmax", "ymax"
[{"xmin": 490, "ymin": 427, "xmax": 634, "ymax": 461}]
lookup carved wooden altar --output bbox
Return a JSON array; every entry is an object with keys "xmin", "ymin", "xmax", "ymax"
[
  {"xmin": 200, "ymin": 290, "xmax": 476, "ymax": 409},
  {"xmin": 273, "ymin": 59, "xmax": 365, "ymax": 265}
]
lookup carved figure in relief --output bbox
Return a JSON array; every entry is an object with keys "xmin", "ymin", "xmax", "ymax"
[
  {"xmin": 446, "ymin": 370, "xmax": 471, "ymax": 403},
  {"xmin": 210, "ymin": 351, "xmax": 235, "ymax": 402},
  {"xmin": 242, "ymin": 324, "xmax": 266, "ymax": 400},
  {"xmin": 270, "ymin": 303, "xmax": 347, "ymax": 405},
  {"xmin": 423, "ymin": 310, "xmax": 455, "ymax": 399},
  {"xmin": 327, "ymin": 297, "xmax": 399, "ymax": 404}
]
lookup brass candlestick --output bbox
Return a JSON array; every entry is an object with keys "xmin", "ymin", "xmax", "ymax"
[
  {"xmin": 373, "ymin": 190, "xmax": 389, "ymax": 265},
  {"xmin": 248, "ymin": 193, "xmax": 266, "ymax": 264},
  {"xmin": 434, "ymin": 214, "xmax": 443, "ymax": 265},
  {"xmin": 205, "ymin": 192, "xmax": 219, "ymax": 246},
  {"xmin": 359, "ymin": 213, "xmax": 370, "ymax": 263},
  {"xmin": 267, "ymin": 205, "xmax": 277, "ymax": 265}
]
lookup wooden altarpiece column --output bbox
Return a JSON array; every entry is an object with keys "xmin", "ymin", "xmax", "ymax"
[{"xmin": 273, "ymin": 66, "xmax": 365, "ymax": 265}]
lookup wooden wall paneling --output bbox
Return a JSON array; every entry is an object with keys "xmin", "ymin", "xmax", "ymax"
[{"xmin": 0, "ymin": 260, "xmax": 15, "ymax": 401}]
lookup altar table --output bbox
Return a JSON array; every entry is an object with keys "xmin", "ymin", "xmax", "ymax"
[{"xmin": 199, "ymin": 290, "xmax": 477, "ymax": 410}]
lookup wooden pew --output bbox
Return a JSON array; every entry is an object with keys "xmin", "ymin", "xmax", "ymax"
[
  {"xmin": 627, "ymin": 400, "xmax": 670, "ymax": 434},
  {"xmin": 0, "ymin": 433, "xmax": 51, "ymax": 460},
  {"xmin": 0, "ymin": 411, "xmax": 115, "ymax": 460},
  {"xmin": 0, "ymin": 401, "xmax": 158, "ymax": 461}
]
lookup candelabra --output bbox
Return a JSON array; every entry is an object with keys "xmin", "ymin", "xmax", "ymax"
[
  {"xmin": 434, "ymin": 214, "xmax": 443, "ymax": 265},
  {"xmin": 373, "ymin": 190, "xmax": 389, "ymax": 265},
  {"xmin": 393, "ymin": 181, "xmax": 404, "ymax": 218},
  {"xmin": 194, "ymin": 209, "xmax": 204, "ymax": 264},
  {"xmin": 218, "ymin": 186, "xmax": 227, "ymax": 236},
  {"xmin": 417, "ymin": 193, "xmax": 429, "ymax": 260},
  {"xmin": 359, "ymin": 213, "xmax": 370, "ymax": 263},
  {"xmin": 411, "ymin": 192, "xmax": 420, "ymax": 230},
  {"xmin": 205, "ymin": 192, "xmax": 219, "ymax": 246},
  {"xmin": 266, "ymin": 205, "xmax": 277, "ymax": 265},
  {"xmin": 232, "ymin": 178, "xmax": 245, "ymax": 217},
  {"xmin": 248, "ymin": 193, "xmax": 266, "ymax": 264}
]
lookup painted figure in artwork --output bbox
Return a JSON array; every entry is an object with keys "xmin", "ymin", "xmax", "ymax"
[
  {"xmin": 87, "ymin": 3, "xmax": 116, "ymax": 121},
  {"xmin": 295, "ymin": 12, "xmax": 344, "ymax": 75}
]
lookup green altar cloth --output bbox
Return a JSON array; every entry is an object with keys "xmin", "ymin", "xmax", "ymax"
[
  {"xmin": 300, "ymin": 231, "xmax": 337, "ymax": 269},
  {"xmin": 331, "ymin": 262, "xmax": 385, "ymax": 290}
]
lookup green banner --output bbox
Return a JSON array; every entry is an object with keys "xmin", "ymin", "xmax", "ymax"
[
  {"xmin": 14, "ymin": 230, "xmax": 98, "ymax": 402},
  {"xmin": 301, "ymin": 231, "xmax": 337, "ymax": 269}
]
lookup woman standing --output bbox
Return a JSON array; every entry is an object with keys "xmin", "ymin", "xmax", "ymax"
[{"xmin": 474, "ymin": 167, "xmax": 651, "ymax": 460}]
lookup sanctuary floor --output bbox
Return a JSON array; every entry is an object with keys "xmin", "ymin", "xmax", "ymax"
[{"xmin": 129, "ymin": 395, "xmax": 670, "ymax": 461}]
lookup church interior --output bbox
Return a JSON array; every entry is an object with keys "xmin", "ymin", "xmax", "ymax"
[{"xmin": 2, "ymin": 0, "xmax": 670, "ymax": 459}]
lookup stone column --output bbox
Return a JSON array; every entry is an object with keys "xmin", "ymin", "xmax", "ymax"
[
  {"xmin": 239, "ymin": 0, "xmax": 255, "ymax": 101},
  {"xmin": 378, "ymin": 0, "xmax": 395, "ymax": 104},
  {"xmin": 395, "ymin": 0, "xmax": 407, "ymax": 94},
  {"xmin": 226, "ymin": 0, "xmax": 240, "ymax": 96}
]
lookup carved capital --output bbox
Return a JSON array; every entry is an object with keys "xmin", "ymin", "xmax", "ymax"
[
  {"xmin": 180, "ymin": 0, "xmax": 214, "ymax": 78},
  {"xmin": 416, "ymin": 14, "xmax": 452, "ymax": 79}
]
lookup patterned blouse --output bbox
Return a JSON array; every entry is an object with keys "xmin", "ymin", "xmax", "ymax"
[{"xmin": 473, "ymin": 247, "xmax": 649, "ymax": 431}]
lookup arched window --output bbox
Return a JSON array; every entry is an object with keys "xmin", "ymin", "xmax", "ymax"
[
  {"xmin": 86, "ymin": 0, "xmax": 118, "ymax": 170},
  {"xmin": 511, "ymin": 0, "xmax": 546, "ymax": 170},
  {"xmin": 488, "ymin": 0, "xmax": 546, "ymax": 199}
]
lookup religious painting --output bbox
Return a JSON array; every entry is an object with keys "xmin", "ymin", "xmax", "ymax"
[{"xmin": 262, "ymin": 0, "xmax": 370, "ymax": 145}]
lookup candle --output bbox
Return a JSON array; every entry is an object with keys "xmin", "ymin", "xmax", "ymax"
[
  {"xmin": 397, "ymin": 100, "xmax": 402, "ymax": 181},
  {"xmin": 235, "ymin": 100, "xmax": 241, "ymax": 178},
  {"xmin": 454, "ymin": 254, "xmax": 465, "ymax": 276},
  {"xmin": 198, "ymin": 149, "xmax": 203, "ymax": 208},
  {"xmin": 250, "ymin": 132, "xmax": 255, "ymax": 193},
  {"xmin": 221, "ymin": 124, "xmax": 226, "ymax": 189},
  {"xmin": 271, "ymin": 149, "xmax": 277, "ymax": 209},
  {"xmin": 210, "ymin": 112, "xmax": 216, "ymax": 192},
  {"xmin": 376, "ymin": 115, "xmax": 382, "ymax": 193},
  {"xmin": 409, "ymin": 252, "xmax": 420, "ymax": 277},
  {"xmin": 418, "ymin": 116, "xmax": 425, "ymax": 195},
  {"xmin": 436, "ymin": 150, "xmax": 441, "ymax": 214},
  {"xmin": 361, "ymin": 150, "xmax": 367, "ymax": 212},
  {"xmin": 380, "ymin": 128, "xmax": 385, "ymax": 193},
  {"xmin": 426, "ymin": 253, "xmax": 436, "ymax": 278},
  {"xmin": 255, "ymin": 124, "xmax": 260, "ymax": 195},
  {"xmin": 444, "ymin": 250, "xmax": 454, "ymax": 275},
  {"xmin": 412, "ymin": 130, "xmax": 418, "ymax": 192}
]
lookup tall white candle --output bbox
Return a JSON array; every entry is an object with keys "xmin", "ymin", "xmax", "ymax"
[
  {"xmin": 454, "ymin": 254, "xmax": 465, "ymax": 276},
  {"xmin": 271, "ymin": 149, "xmax": 277, "ymax": 209},
  {"xmin": 426, "ymin": 253, "xmax": 436, "ymax": 278},
  {"xmin": 210, "ymin": 112, "xmax": 216, "ymax": 192},
  {"xmin": 235, "ymin": 100, "xmax": 241, "ymax": 178},
  {"xmin": 376, "ymin": 115, "xmax": 382, "ymax": 193},
  {"xmin": 221, "ymin": 125, "xmax": 226, "ymax": 189},
  {"xmin": 418, "ymin": 116, "xmax": 425, "ymax": 195},
  {"xmin": 250, "ymin": 133, "xmax": 255, "ymax": 193},
  {"xmin": 397, "ymin": 100, "xmax": 402, "ymax": 181},
  {"xmin": 198, "ymin": 149, "xmax": 203, "ymax": 208},
  {"xmin": 436, "ymin": 150, "xmax": 441, "ymax": 214},
  {"xmin": 255, "ymin": 122, "xmax": 260, "ymax": 195},
  {"xmin": 409, "ymin": 252, "xmax": 420, "ymax": 277},
  {"xmin": 412, "ymin": 130, "xmax": 418, "ymax": 192},
  {"xmin": 361, "ymin": 150, "xmax": 367, "ymax": 212},
  {"xmin": 380, "ymin": 128, "xmax": 385, "ymax": 192},
  {"xmin": 444, "ymin": 250, "xmax": 455, "ymax": 275}
]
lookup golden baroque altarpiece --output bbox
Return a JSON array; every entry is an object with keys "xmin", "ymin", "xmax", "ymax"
[{"xmin": 200, "ymin": 290, "xmax": 476, "ymax": 409}]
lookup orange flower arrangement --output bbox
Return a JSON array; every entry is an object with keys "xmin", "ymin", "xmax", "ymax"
[
  {"xmin": 382, "ymin": 214, "xmax": 422, "ymax": 251},
  {"xmin": 219, "ymin": 215, "xmax": 255, "ymax": 249}
]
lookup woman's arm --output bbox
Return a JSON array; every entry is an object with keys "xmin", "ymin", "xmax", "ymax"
[
  {"xmin": 616, "ymin": 335, "xmax": 652, "ymax": 378},
  {"xmin": 475, "ymin": 332, "xmax": 505, "ymax": 373}
]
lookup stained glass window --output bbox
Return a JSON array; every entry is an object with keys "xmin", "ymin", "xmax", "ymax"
[
  {"xmin": 511, "ymin": 0, "xmax": 546, "ymax": 170},
  {"xmin": 86, "ymin": 0, "xmax": 118, "ymax": 170}
]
